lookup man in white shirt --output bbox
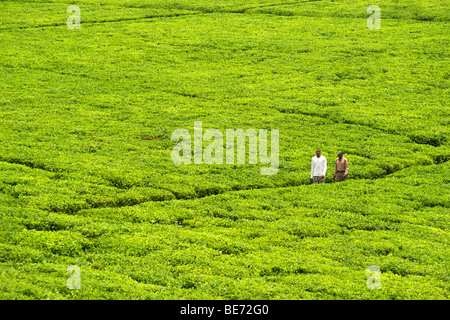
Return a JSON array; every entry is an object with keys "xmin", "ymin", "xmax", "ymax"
[{"xmin": 311, "ymin": 149, "xmax": 327, "ymax": 184}]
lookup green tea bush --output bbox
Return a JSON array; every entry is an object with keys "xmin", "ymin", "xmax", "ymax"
[{"xmin": 1, "ymin": 0, "xmax": 448, "ymax": 300}]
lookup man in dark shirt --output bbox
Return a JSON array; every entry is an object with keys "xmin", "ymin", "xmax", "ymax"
[{"xmin": 334, "ymin": 151, "xmax": 348, "ymax": 182}]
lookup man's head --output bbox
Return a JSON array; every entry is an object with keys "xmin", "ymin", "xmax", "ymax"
[
  {"xmin": 316, "ymin": 149, "xmax": 321, "ymax": 157},
  {"xmin": 337, "ymin": 151, "xmax": 343, "ymax": 159}
]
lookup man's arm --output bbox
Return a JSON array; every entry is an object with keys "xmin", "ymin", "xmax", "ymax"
[
  {"xmin": 334, "ymin": 159, "xmax": 337, "ymax": 177},
  {"xmin": 344, "ymin": 158, "xmax": 348, "ymax": 175},
  {"xmin": 321, "ymin": 157, "xmax": 327, "ymax": 178},
  {"xmin": 311, "ymin": 158, "xmax": 315, "ymax": 180}
]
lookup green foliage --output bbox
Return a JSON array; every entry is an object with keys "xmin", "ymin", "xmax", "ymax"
[
  {"xmin": 0, "ymin": 0, "xmax": 448, "ymax": 300},
  {"xmin": 1, "ymin": 163, "xmax": 448, "ymax": 299}
]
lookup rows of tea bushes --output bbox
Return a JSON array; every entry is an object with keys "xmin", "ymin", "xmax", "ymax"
[
  {"xmin": 0, "ymin": 121, "xmax": 446, "ymax": 215},
  {"xmin": 1, "ymin": 0, "xmax": 448, "ymax": 300},
  {"xmin": 1, "ymin": 0, "xmax": 448, "ymax": 204},
  {"xmin": 1, "ymin": 162, "xmax": 448, "ymax": 299}
]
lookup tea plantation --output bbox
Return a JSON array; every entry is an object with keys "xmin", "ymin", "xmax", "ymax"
[{"xmin": 0, "ymin": 0, "xmax": 448, "ymax": 300}]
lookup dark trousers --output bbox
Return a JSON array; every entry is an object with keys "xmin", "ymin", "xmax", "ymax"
[
  {"xmin": 335, "ymin": 171, "xmax": 348, "ymax": 182},
  {"xmin": 312, "ymin": 176, "xmax": 325, "ymax": 184}
]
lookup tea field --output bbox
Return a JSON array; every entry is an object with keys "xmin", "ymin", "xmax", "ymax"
[{"xmin": 0, "ymin": 0, "xmax": 448, "ymax": 300}]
